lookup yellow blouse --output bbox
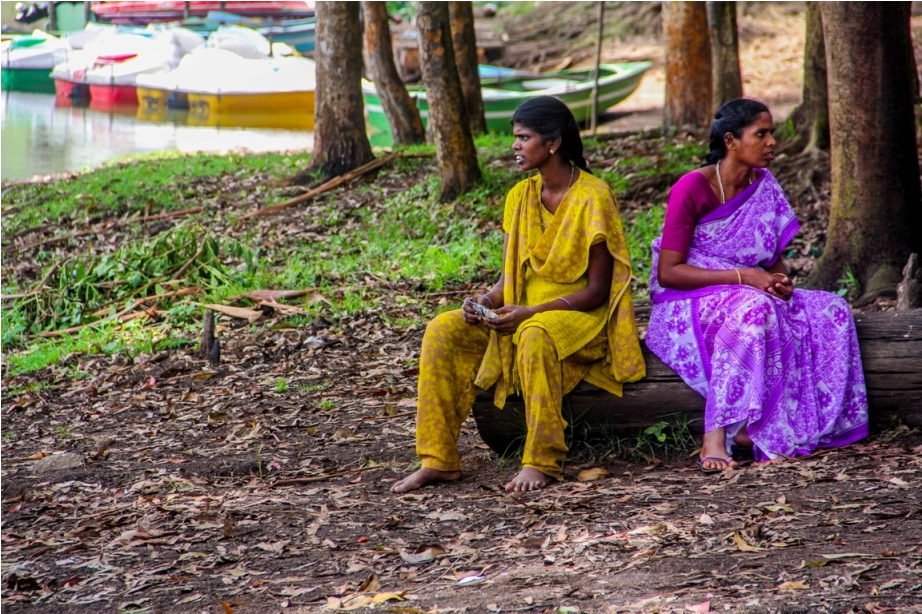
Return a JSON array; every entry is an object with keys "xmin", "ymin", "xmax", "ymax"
[{"xmin": 474, "ymin": 170, "xmax": 646, "ymax": 407}]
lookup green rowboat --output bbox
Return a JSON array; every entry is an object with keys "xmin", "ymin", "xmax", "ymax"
[{"xmin": 363, "ymin": 61, "xmax": 652, "ymax": 137}]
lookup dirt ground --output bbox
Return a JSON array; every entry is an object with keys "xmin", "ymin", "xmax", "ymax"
[
  {"xmin": 4, "ymin": 4, "xmax": 922, "ymax": 614},
  {"xmin": 600, "ymin": 3, "xmax": 806, "ymax": 134},
  {"xmin": 3, "ymin": 291, "xmax": 922, "ymax": 614}
]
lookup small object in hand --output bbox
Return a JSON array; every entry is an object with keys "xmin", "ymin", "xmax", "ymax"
[{"xmin": 467, "ymin": 298, "xmax": 499, "ymax": 320}]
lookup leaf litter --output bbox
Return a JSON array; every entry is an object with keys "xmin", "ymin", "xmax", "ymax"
[{"xmin": 4, "ymin": 118, "xmax": 922, "ymax": 614}]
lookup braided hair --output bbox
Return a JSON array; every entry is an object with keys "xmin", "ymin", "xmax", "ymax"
[
  {"xmin": 511, "ymin": 96, "xmax": 590, "ymax": 172},
  {"xmin": 704, "ymin": 98, "xmax": 771, "ymax": 165}
]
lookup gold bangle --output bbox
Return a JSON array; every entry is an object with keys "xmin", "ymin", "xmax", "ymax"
[
  {"xmin": 736, "ymin": 269, "xmax": 742, "ymax": 285},
  {"xmin": 772, "ymin": 273, "xmax": 787, "ymax": 278}
]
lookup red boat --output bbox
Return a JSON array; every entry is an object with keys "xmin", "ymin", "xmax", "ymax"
[{"xmin": 91, "ymin": 1, "xmax": 314, "ymax": 25}]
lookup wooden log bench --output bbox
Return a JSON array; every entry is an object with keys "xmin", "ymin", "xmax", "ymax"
[{"xmin": 471, "ymin": 309, "xmax": 922, "ymax": 455}]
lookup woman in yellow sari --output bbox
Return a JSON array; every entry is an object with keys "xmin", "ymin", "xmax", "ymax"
[{"xmin": 392, "ymin": 97, "xmax": 645, "ymax": 494}]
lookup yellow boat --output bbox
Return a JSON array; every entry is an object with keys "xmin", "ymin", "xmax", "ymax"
[
  {"xmin": 137, "ymin": 85, "xmax": 171, "ymax": 109},
  {"xmin": 187, "ymin": 90, "xmax": 314, "ymax": 115},
  {"xmin": 136, "ymin": 104, "xmax": 313, "ymax": 130},
  {"xmin": 135, "ymin": 49, "xmax": 315, "ymax": 120},
  {"xmin": 187, "ymin": 107, "xmax": 314, "ymax": 130}
]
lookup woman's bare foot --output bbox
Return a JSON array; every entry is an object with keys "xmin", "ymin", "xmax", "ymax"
[
  {"xmin": 391, "ymin": 468, "xmax": 461, "ymax": 493},
  {"xmin": 504, "ymin": 467, "xmax": 552, "ymax": 493},
  {"xmin": 699, "ymin": 427, "xmax": 737, "ymax": 472},
  {"xmin": 733, "ymin": 422, "xmax": 753, "ymax": 448}
]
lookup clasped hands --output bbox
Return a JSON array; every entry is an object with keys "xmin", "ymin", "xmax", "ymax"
[
  {"xmin": 462, "ymin": 297, "xmax": 534, "ymax": 335},
  {"xmin": 744, "ymin": 269, "xmax": 794, "ymax": 300}
]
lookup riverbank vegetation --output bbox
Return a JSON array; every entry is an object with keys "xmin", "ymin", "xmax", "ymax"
[{"xmin": 2, "ymin": 133, "xmax": 704, "ymax": 376}]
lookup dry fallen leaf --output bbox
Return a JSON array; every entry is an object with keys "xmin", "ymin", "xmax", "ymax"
[
  {"xmin": 331, "ymin": 428, "xmax": 356, "ymax": 443},
  {"xmin": 399, "ymin": 544, "xmax": 446, "ymax": 565},
  {"xmin": 235, "ymin": 288, "xmax": 317, "ymax": 302},
  {"xmin": 878, "ymin": 579, "xmax": 906, "ymax": 591},
  {"xmin": 357, "ymin": 573, "xmax": 381, "ymax": 593},
  {"xmin": 577, "ymin": 467, "xmax": 610, "ymax": 482},
  {"xmin": 629, "ymin": 523, "xmax": 667, "ymax": 535},
  {"xmin": 371, "ymin": 592, "xmax": 405, "ymax": 604},
  {"xmin": 204, "ymin": 303, "xmax": 263, "ymax": 324},
  {"xmin": 255, "ymin": 540, "xmax": 289, "ymax": 554},
  {"xmin": 777, "ymin": 581, "xmax": 808, "ymax": 591},
  {"xmin": 733, "ymin": 531, "xmax": 764, "ymax": 552}
]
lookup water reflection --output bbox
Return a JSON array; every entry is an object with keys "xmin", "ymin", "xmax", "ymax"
[{"xmin": 1, "ymin": 91, "xmax": 314, "ymax": 181}]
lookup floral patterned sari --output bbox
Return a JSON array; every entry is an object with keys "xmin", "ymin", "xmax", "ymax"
[{"xmin": 645, "ymin": 170, "xmax": 868, "ymax": 460}]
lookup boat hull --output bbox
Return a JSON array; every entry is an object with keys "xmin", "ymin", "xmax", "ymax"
[
  {"xmin": 89, "ymin": 83, "xmax": 139, "ymax": 104},
  {"xmin": 1, "ymin": 68, "xmax": 56, "ymax": 93},
  {"xmin": 364, "ymin": 62, "xmax": 652, "ymax": 136},
  {"xmin": 187, "ymin": 90, "xmax": 314, "ymax": 118},
  {"xmin": 53, "ymin": 77, "xmax": 91, "ymax": 99}
]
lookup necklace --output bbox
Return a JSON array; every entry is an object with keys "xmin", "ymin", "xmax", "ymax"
[
  {"xmin": 541, "ymin": 163, "xmax": 576, "ymax": 230},
  {"xmin": 715, "ymin": 159, "xmax": 753, "ymax": 204}
]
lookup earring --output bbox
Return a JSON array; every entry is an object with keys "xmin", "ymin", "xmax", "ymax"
[{"xmin": 550, "ymin": 148, "xmax": 556, "ymax": 154}]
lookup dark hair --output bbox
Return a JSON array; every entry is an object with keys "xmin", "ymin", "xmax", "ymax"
[
  {"xmin": 511, "ymin": 96, "xmax": 590, "ymax": 172},
  {"xmin": 704, "ymin": 98, "xmax": 771, "ymax": 165}
]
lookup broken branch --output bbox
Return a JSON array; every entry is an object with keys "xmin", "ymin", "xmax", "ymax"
[{"xmin": 237, "ymin": 152, "xmax": 400, "ymax": 222}]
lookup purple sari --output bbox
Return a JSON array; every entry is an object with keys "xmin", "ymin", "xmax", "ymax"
[{"xmin": 646, "ymin": 170, "xmax": 868, "ymax": 460}]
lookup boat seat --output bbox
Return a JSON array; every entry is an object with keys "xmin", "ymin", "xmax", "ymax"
[{"xmin": 520, "ymin": 78, "xmax": 579, "ymax": 91}]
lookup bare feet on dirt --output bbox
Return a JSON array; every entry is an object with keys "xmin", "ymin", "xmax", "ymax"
[
  {"xmin": 504, "ymin": 467, "xmax": 552, "ymax": 493},
  {"xmin": 699, "ymin": 428, "xmax": 737, "ymax": 472},
  {"xmin": 391, "ymin": 468, "xmax": 461, "ymax": 493}
]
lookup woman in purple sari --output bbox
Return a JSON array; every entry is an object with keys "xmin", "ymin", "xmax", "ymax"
[{"xmin": 646, "ymin": 99, "xmax": 869, "ymax": 473}]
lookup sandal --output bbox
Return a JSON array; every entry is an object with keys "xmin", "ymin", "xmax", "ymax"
[
  {"xmin": 697, "ymin": 456, "xmax": 733, "ymax": 475},
  {"xmin": 730, "ymin": 444, "xmax": 755, "ymax": 462}
]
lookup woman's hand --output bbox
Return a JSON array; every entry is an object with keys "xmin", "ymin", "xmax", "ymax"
[
  {"xmin": 462, "ymin": 296, "xmax": 496, "ymax": 324},
  {"xmin": 741, "ymin": 268, "xmax": 793, "ymax": 300},
  {"xmin": 766, "ymin": 273, "xmax": 794, "ymax": 300},
  {"xmin": 485, "ymin": 304, "xmax": 534, "ymax": 336}
]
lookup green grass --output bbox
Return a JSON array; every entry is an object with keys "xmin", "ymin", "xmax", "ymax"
[
  {"xmin": 1, "ymin": 151, "xmax": 303, "ymax": 236},
  {"xmin": 623, "ymin": 206, "xmax": 666, "ymax": 289},
  {"xmin": 3, "ymin": 134, "xmax": 687, "ymax": 378}
]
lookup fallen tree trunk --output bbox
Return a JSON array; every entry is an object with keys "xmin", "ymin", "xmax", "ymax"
[{"xmin": 472, "ymin": 309, "xmax": 922, "ymax": 455}]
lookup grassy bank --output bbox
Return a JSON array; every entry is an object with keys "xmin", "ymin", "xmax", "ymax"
[{"xmin": 1, "ymin": 133, "xmax": 705, "ymax": 377}]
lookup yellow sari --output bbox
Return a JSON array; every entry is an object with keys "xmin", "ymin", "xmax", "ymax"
[
  {"xmin": 414, "ymin": 171, "xmax": 645, "ymax": 478},
  {"xmin": 474, "ymin": 170, "xmax": 646, "ymax": 405}
]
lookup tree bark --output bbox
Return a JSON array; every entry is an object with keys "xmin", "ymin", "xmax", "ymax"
[
  {"xmin": 706, "ymin": 1, "xmax": 743, "ymax": 112},
  {"xmin": 781, "ymin": 2, "xmax": 829, "ymax": 154},
  {"xmin": 362, "ymin": 1, "xmax": 425, "ymax": 145},
  {"xmin": 472, "ymin": 310, "xmax": 922, "ymax": 453},
  {"xmin": 305, "ymin": 1, "xmax": 374, "ymax": 182},
  {"xmin": 416, "ymin": 1, "xmax": 481, "ymax": 202},
  {"xmin": 662, "ymin": 2, "xmax": 712, "ymax": 131},
  {"xmin": 448, "ymin": 1, "xmax": 487, "ymax": 135},
  {"xmin": 808, "ymin": 2, "xmax": 922, "ymax": 301}
]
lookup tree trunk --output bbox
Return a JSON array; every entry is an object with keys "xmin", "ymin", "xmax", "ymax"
[
  {"xmin": 662, "ymin": 2, "xmax": 712, "ymax": 131},
  {"xmin": 472, "ymin": 310, "xmax": 922, "ymax": 453},
  {"xmin": 416, "ymin": 1, "xmax": 481, "ymax": 202},
  {"xmin": 448, "ymin": 1, "xmax": 487, "ymax": 135},
  {"xmin": 809, "ymin": 2, "xmax": 922, "ymax": 301},
  {"xmin": 304, "ymin": 1, "xmax": 374, "ymax": 182},
  {"xmin": 780, "ymin": 2, "xmax": 829, "ymax": 154},
  {"xmin": 706, "ymin": 1, "xmax": 743, "ymax": 112},
  {"xmin": 362, "ymin": 1, "xmax": 426, "ymax": 145}
]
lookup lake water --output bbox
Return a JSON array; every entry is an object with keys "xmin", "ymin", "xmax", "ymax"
[{"xmin": 1, "ymin": 91, "xmax": 316, "ymax": 182}]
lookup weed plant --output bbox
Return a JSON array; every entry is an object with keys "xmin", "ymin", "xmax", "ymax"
[{"xmin": 3, "ymin": 133, "xmax": 698, "ymax": 377}]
